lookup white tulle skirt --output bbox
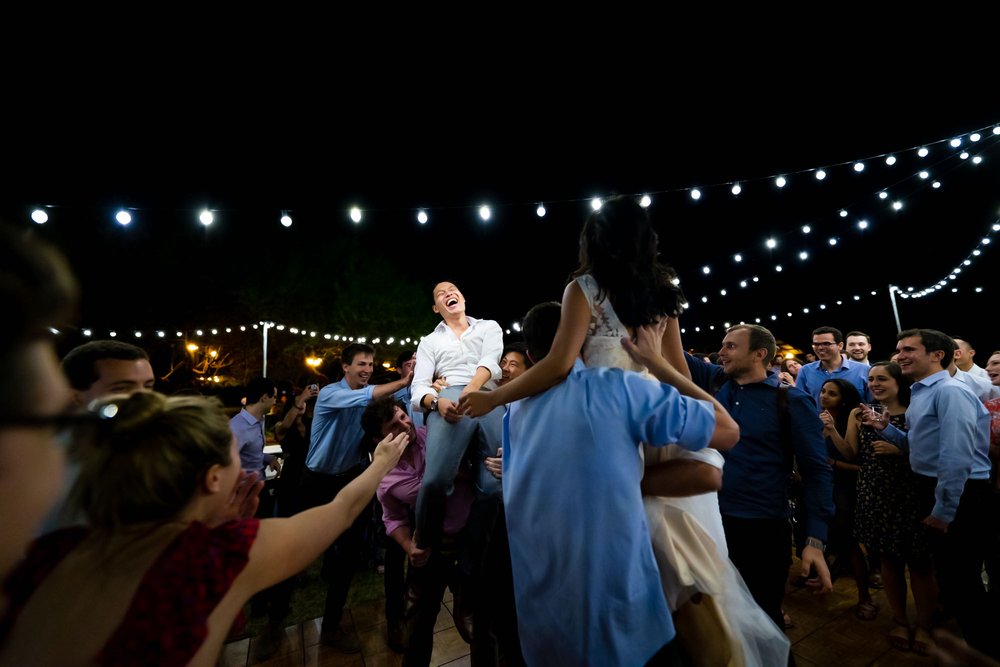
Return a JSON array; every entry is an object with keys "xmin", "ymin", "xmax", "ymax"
[{"xmin": 644, "ymin": 497, "xmax": 790, "ymax": 667}]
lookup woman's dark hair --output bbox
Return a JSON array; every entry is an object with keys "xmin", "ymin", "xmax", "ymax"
[
  {"xmin": 869, "ymin": 361, "xmax": 912, "ymax": 407},
  {"xmin": 570, "ymin": 195, "xmax": 686, "ymax": 327},
  {"xmin": 821, "ymin": 378, "xmax": 862, "ymax": 436}
]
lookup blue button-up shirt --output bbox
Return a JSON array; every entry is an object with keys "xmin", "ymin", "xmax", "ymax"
[
  {"xmin": 879, "ymin": 370, "xmax": 991, "ymax": 523},
  {"xmin": 305, "ymin": 379, "xmax": 375, "ymax": 475},
  {"xmin": 687, "ymin": 354, "xmax": 834, "ymax": 542},
  {"xmin": 502, "ymin": 360, "xmax": 715, "ymax": 666},
  {"xmin": 796, "ymin": 355, "xmax": 873, "ymax": 408},
  {"xmin": 230, "ymin": 408, "xmax": 271, "ymax": 473}
]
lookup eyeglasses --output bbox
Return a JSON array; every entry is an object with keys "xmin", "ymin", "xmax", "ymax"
[
  {"xmin": 811, "ymin": 342, "xmax": 838, "ymax": 349},
  {"xmin": 0, "ymin": 399, "xmax": 121, "ymax": 431}
]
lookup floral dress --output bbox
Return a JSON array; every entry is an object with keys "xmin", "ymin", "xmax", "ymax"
[{"xmin": 854, "ymin": 413, "xmax": 928, "ymax": 559}]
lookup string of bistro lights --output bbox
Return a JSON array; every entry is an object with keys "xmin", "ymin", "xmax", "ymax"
[
  {"xmin": 29, "ymin": 121, "xmax": 999, "ymax": 341},
  {"xmin": 676, "ymin": 217, "xmax": 998, "ymax": 337},
  {"xmin": 675, "ymin": 125, "xmax": 1000, "ymax": 332},
  {"xmin": 52, "ymin": 322, "xmax": 428, "ymax": 350}
]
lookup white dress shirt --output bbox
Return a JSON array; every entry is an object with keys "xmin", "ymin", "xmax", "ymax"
[{"xmin": 410, "ymin": 316, "xmax": 503, "ymax": 410}]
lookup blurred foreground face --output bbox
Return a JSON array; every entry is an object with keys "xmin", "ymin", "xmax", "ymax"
[{"xmin": 0, "ymin": 342, "xmax": 72, "ymax": 581}]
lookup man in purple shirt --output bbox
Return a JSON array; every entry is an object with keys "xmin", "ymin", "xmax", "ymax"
[
  {"xmin": 230, "ymin": 376, "xmax": 280, "ymax": 478},
  {"xmin": 363, "ymin": 397, "xmax": 474, "ymax": 667}
]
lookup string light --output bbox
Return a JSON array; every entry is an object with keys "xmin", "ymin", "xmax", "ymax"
[
  {"xmin": 115, "ymin": 210, "xmax": 132, "ymax": 226},
  {"xmin": 280, "ymin": 214, "xmax": 293, "ymax": 227},
  {"xmin": 350, "ymin": 207, "xmax": 362, "ymax": 223},
  {"xmin": 535, "ymin": 204, "xmax": 545, "ymax": 217},
  {"xmin": 639, "ymin": 195, "xmax": 652, "ymax": 208},
  {"xmin": 31, "ymin": 209, "xmax": 48, "ymax": 224},
  {"xmin": 199, "ymin": 210, "xmax": 213, "ymax": 226}
]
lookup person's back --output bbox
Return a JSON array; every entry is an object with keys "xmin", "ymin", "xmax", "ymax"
[{"xmin": 504, "ymin": 362, "xmax": 715, "ymax": 666}]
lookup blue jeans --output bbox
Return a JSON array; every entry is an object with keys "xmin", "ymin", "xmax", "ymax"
[{"xmin": 414, "ymin": 385, "xmax": 502, "ymax": 550}]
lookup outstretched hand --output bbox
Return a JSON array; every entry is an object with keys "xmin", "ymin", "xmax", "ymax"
[
  {"xmin": 373, "ymin": 431, "xmax": 410, "ymax": 472},
  {"xmin": 209, "ymin": 470, "xmax": 264, "ymax": 527}
]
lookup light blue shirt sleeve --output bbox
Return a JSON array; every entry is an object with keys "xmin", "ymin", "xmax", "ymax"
[
  {"xmin": 618, "ymin": 371, "xmax": 714, "ymax": 452},
  {"xmin": 317, "ymin": 380, "xmax": 374, "ymax": 410},
  {"xmin": 932, "ymin": 386, "xmax": 984, "ymax": 522}
]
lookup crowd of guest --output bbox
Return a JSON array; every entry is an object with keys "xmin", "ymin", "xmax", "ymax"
[{"xmin": 2, "ymin": 203, "xmax": 999, "ymax": 667}]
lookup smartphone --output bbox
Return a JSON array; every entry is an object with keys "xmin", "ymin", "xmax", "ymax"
[{"xmin": 309, "ymin": 383, "xmax": 319, "ymax": 391}]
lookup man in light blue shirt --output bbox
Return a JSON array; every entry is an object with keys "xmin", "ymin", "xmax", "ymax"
[
  {"xmin": 797, "ymin": 326, "xmax": 872, "ymax": 407},
  {"xmin": 503, "ymin": 302, "xmax": 739, "ymax": 666},
  {"xmin": 873, "ymin": 328, "xmax": 995, "ymax": 658},
  {"xmin": 298, "ymin": 343, "xmax": 412, "ymax": 652}
]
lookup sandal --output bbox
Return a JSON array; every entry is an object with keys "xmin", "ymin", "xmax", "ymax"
[
  {"xmin": 888, "ymin": 618, "xmax": 911, "ymax": 651},
  {"xmin": 912, "ymin": 626, "xmax": 935, "ymax": 656},
  {"xmin": 855, "ymin": 600, "xmax": 879, "ymax": 621}
]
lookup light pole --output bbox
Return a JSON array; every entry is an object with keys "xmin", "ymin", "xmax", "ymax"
[
  {"xmin": 262, "ymin": 321, "xmax": 274, "ymax": 377},
  {"xmin": 887, "ymin": 285, "xmax": 902, "ymax": 334}
]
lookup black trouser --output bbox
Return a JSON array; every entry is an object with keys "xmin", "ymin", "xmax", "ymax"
[
  {"xmin": 403, "ymin": 534, "xmax": 462, "ymax": 667},
  {"xmin": 721, "ymin": 515, "xmax": 791, "ymax": 630},
  {"xmin": 384, "ymin": 537, "xmax": 406, "ymax": 630},
  {"xmin": 914, "ymin": 473, "xmax": 998, "ymax": 658},
  {"xmin": 299, "ymin": 464, "xmax": 369, "ymax": 631}
]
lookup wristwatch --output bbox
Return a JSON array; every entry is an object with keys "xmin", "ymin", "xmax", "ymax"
[
  {"xmin": 430, "ymin": 396, "xmax": 439, "ymax": 412},
  {"xmin": 805, "ymin": 537, "xmax": 826, "ymax": 552}
]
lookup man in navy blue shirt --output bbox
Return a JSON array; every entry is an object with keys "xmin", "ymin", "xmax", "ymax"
[{"xmin": 686, "ymin": 323, "xmax": 834, "ymax": 631}]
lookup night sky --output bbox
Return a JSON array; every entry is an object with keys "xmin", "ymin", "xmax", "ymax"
[{"xmin": 5, "ymin": 75, "xmax": 998, "ymax": 363}]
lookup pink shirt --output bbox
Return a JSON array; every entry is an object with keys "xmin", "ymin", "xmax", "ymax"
[{"xmin": 377, "ymin": 426, "xmax": 474, "ymax": 538}]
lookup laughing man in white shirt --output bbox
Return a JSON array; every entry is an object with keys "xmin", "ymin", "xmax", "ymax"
[{"xmin": 411, "ymin": 281, "xmax": 504, "ymax": 551}]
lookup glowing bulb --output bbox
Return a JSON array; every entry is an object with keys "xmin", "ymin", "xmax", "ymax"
[
  {"xmin": 479, "ymin": 205, "xmax": 491, "ymax": 221},
  {"xmin": 535, "ymin": 205, "xmax": 546, "ymax": 218},
  {"xmin": 963, "ymin": 259, "xmax": 971, "ymax": 266},
  {"xmin": 971, "ymin": 133, "xmax": 981, "ymax": 142},
  {"xmin": 752, "ymin": 276, "xmax": 759, "ymax": 282},
  {"xmin": 31, "ymin": 209, "xmax": 48, "ymax": 224},
  {"xmin": 802, "ymin": 225, "xmax": 811, "ymax": 234},
  {"xmin": 590, "ymin": 198, "xmax": 602, "ymax": 211},
  {"xmin": 972, "ymin": 156, "xmax": 983, "ymax": 165},
  {"xmin": 932, "ymin": 181, "xmax": 941, "ymax": 189},
  {"xmin": 878, "ymin": 191, "xmax": 888, "ymax": 200},
  {"xmin": 739, "ymin": 280, "xmax": 747, "ymax": 288},
  {"xmin": 731, "ymin": 184, "xmax": 741, "ymax": 196},
  {"xmin": 775, "ymin": 265, "xmax": 783, "ymax": 272},
  {"xmin": 839, "ymin": 210, "xmax": 847, "ymax": 218},
  {"xmin": 858, "ymin": 220, "xmax": 869, "ymax": 230},
  {"xmin": 885, "ymin": 155, "xmax": 896, "ymax": 165},
  {"xmin": 853, "ymin": 162, "xmax": 864, "ymax": 172},
  {"xmin": 690, "ymin": 189, "xmax": 701, "ymax": 200},
  {"xmin": 720, "ymin": 289, "xmax": 727, "ymax": 296},
  {"xmin": 994, "ymin": 127, "xmax": 1000, "ymax": 135},
  {"xmin": 417, "ymin": 210, "xmax": 428, "ymax": 224},
  {"xmin": 115, "ymin": 210, "xmax": 132, "ymax": 225},
  {"xmin": 350, "ymin": 207, "xmax": 362, "ymax": 223},
  {"xmin": 775, "ymin": 176, "xmax": 786, "ymax": 188},
  {"xmin": 798, "ymin": 251, "xmax": 808, "ymax": 260},
  {"xmin": 702, "ymin": 266, "xmax": 711, "ymax": 275},
  {"xmin": 815, "ymin": 170, "xmax": 826, "ymax": 180},
  {"xmin": 829, "ymin": 237, "xmax": 838, "ymax": 246},
  {"xmin": 976, "ymin": 287, "xmax": 983, "ymax": 293},
  {"xmin": 701, "ymin": 296, "xmax": 708, "ymax": 303},
  {"xmin": 918, "ymin": 147, "xmax": 929, "ymax": 157},
  {"xmin": 82, "ymin": 329, "xmax": 92, "ymax": 336},
  {"xmin": 733, "ymin": 254, "xmax": 743, "ymax": 263},
  {"xmin": 765, "ymin": 238, "xmax": 777, "ymax": 249},
  {"xmin": 950, "ymin": 138, "xmax": 962, "ymax": 147},
  {"xmin": 199, "ymin": 210, "xmax": 213, "ymax": 226},
  {"xmin": 919, "ymin": 171, "xmax": 929, "ymax": 179},
  {"xmin": 892, "ymin": 201, "xmax": 903, "ymax": 211},
  {"xmin": 134, "ymin": 331, "xmax": 141, "ymax": 338},
  {"xmin": 960, "ymin": 152, "xmax": 969, "ymax": 160},
  {"xmin": 639, "ymin": 195, "xmax": 651, "ymax": 208},
  {"xmin": 280, "ymin": 214, "xmax": 292, "ymax": 227}
]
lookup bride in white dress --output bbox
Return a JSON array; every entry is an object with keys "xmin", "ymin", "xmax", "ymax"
[{"xmin": 463, "ymin": 196, "xmax": 789, "ymax": 666}]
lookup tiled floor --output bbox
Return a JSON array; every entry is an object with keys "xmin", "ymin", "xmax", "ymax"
[{"xmin": 223, "ymin": 567, "xmax": 952, "ymax": 666}]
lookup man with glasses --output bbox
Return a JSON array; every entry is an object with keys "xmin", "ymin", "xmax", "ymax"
[{"xmin": 796, "ymin": 326, "xmax": 872, "ymax": 408}]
